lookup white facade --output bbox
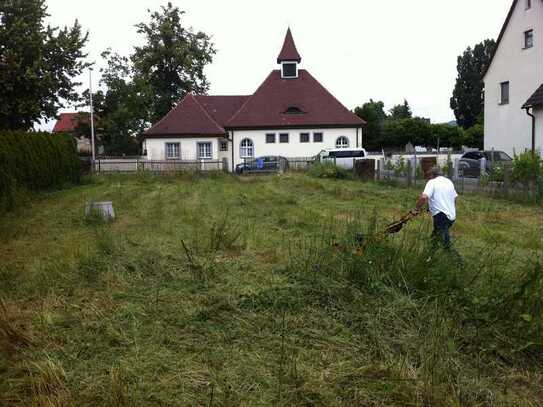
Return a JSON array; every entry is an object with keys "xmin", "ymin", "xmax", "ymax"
[
  {"xmin": 484, "ymin": 0, "xmax": 543, "ymax": 155},
  {"xmin": 144, "ymin": 128, "xmax": 361, "ymax": 172}
]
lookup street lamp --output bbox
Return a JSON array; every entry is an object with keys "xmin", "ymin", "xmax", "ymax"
[{"xmin": 89, "ymin": 68, "xmax": 96, "ymax": 164}]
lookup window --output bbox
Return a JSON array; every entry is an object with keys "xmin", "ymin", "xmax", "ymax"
[
  {"xmin": 335, "ymin": 136, "xmax": 350, "ymax": 149},
  {"xmin": 279, "ymin": 133, "xmax": 289, "ymax": 143},
  {"xmin": 524, "ymin": 30, "xmax": 534, "ymax": 49},
  {"xmin": 220, "ymin": 140, "xmax": 228, "ymax": 152},
  {"xmin": 165, "ymin": 142, "xmax": 180, "ymax": 159},
  {"xmin": 284, "ymin": 106, "xmax": 304, "ymax": 114},
  {"xmin": 500, "ymin": 81, "xmax": 510, "ymax": 105},
  {"xmin": 197, "ymin": 142, "xmax": 212, "ymax": 160},
  {"xmin": 313, "ymin": 132, "xmax": 323, "ymax": 143},
  {"xmin": 240, "ymin": 138, "xmax": 254, "ymax": 159},
  {"xmin": 266, "ymin": 133, "xmax": 276, "ymax": 144},
  {"xmin": 282, "ymin": 63, "xmax": 297, "ymax": 78},
  {"xmin": 526, "ymin": 0, "xmax": 531, "ymax": 9},
  {"xmin": 300, "ymin": 133, "xmax": 310, "ymax": 143}
]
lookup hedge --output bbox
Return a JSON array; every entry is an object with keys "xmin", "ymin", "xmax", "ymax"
[{"xmin": 0, "ymin": 131, "xmax": 81, "ymax": 210}]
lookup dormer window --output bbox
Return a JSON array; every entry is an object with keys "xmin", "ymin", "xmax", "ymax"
[
  {"xmin": 284, "ymin": 106, "xmax": 304, "ymax": 114},
  {"xmin": 282, "ymin": 62, "xmax": 298, "ymax": 79}
]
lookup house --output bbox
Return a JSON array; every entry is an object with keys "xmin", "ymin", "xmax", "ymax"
[
  {"xmin": 52, "ymin": 112, "xmax": 93, "ymax": 154},
  {"xmin": 143, "ymin": 29, "xmax": 365, "ymax": 171},
  {"xmin": 484, "ymin": 0, "xmax": 543, "ymax": 155}
]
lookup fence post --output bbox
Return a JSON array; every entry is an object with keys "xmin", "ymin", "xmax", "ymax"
[{"xmin": 407, "ymin": 160, "xmax": 412, "ymax": 188}]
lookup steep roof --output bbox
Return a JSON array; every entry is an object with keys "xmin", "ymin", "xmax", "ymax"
[
  {"xmin": 194, "ymin": 95, "xmax": 249, "ymax": 127},
  {"xmin": 52, "ymin": 113, "xmax": 87, "ymax": 133},
  {"xmin": 226, "ymin": 70, "xmax": 365, "ymax": 129},
  {"xmin": 484, "ymin": 0, "xmax": 518, "ymax": 78},
  {"xmin": 277, "ymin": 28, "xmax": 301, "ymax": 63},
  {"xmin": 145, "ymin": 93, "xmax": 227, "ymax": 137},
  {"xmin": 523, "ymin": 83, "xmax": 543, "ymax": 108}
]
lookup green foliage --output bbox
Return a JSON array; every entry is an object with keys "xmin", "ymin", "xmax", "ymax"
[
  {"xmin": 133, "ymin": 2, "xmax": 216, "ymax": 123},
  {"xmin": 388, "ymin": 99, "xmax": 413, "ymax": 120},
  {"xmin": 463, "ymin": 123, "xmax": 484, "ymax": 149},
  {"xmin": 512, "ymin": 152, "xmax": 543, "ymax": 186},
  {"xmin": 0, "ymin": 0, "xmax": 89, "ymax": 130},
  {"xmin": 0, "ymin": 131, "xmax": 80, "ymax": 210},
  {"xmin": 309, "ymin": 161, "xmax": 351, "ymax": 179},
  {"xmin": 87, "ymin": 3, "xmax": 216, "ymax": 155},
  {"xmin": 450, "ymin": 39, "xmax": 496, "ymax": 129},
  {"xmin": 353, "ymin": 99, "xmax": 387, "ymax": 151}
]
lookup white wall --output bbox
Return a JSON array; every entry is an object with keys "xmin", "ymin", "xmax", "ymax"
[
  {"xmin": 145, "ymin": 137, "xmax": 220, "ymax": 161},
  {"xmin": 230, "ymin": 127, "xmax": 361, "ymax": 171},
  {"xmin": 484, "ymin": 0, "xmax": 543, "ymax": 155},
  {"xmin": 536, "ymin": 107, "xmax": 543, "ymax": 153}
]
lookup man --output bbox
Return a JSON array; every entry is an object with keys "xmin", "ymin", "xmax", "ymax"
[{"xmin": 416, "ymin": 166, "xmax": 458, "ymax": 249}]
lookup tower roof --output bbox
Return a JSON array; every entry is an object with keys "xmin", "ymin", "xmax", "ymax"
[{"xmin": 277, "ymin": 28, "xmax": 301, "ymax": 64}]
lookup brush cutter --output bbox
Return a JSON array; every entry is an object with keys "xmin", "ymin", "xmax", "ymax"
[{"xmin": 339, "ymin": 208, "xmax": 423, "ymax": 257}]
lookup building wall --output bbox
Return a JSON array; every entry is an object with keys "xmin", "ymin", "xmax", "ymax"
[
  {"xmin": 536, "ymin": 107, "xmax": 543, "ymax": 154},
  {"xmin": 484, "ymin": 0, "xmax": 543, "ymax": 155},
  {"xmin": 146, "ymin": 137, "xmax": 220, "ymax": 161},
  {"xmin": 230, "ymin": 127, "xmax": 361, "ymax": 171}
]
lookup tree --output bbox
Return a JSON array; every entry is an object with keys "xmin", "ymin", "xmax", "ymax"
[
  {"xmin": 388, "ymin": 100, "xmax": 412, "ymax": 121},
  {"xmin": 450, "ymin": 39, "xmax": 496, "ymax": 129},
  {"xmin": 354, "ymin": 99, "xmax": 387, "ymax": 150},
  {"xmin": 132, "ymin": 2, "xmax": 216, "ymax": 122},
  {"xmin": 0, "ymin": 0, "xmax": 89, "ymax": 130}
]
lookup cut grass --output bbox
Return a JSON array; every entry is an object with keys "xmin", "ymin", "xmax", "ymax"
[{"xmin": 1, "ymin": 173, "xmax": 543, "ymax": 406}]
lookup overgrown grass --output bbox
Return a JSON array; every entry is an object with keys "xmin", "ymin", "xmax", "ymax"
[{"xmin": 1, "ymin": 173, "xmax": 543, "ymax": 405}]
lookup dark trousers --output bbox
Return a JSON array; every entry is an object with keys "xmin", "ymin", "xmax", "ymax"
[{"xmin": 432, "ymin": 212, "xmax": 454, "ymax": 249}]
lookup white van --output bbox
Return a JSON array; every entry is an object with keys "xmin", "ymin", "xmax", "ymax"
[{"xmin": 317, "ymin": 148, "xmax": 368, "ymax": 169}]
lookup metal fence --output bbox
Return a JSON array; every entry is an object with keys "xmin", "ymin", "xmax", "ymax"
[
  {"xmin": 93, "ymin": 158, "xmax": 225, "ymax": 173},
  {"xmin": 355, "ymin": 156, "xmax": 541, "ymax": 201}
]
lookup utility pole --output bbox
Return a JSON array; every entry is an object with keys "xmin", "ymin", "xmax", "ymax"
[{"xmin": 89, "ymin": 68, "xmax": 96, "ymax": 165}]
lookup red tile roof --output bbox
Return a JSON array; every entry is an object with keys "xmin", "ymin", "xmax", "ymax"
[
  {"xmin": 145, "ymin": 94, "xmax": 227, "ymax": 137},
  {"xmin": 194, "ymin": 95, "xmax": 249, "ymax": 127},
  {"xmin": 52, "ymin": 113, "xmax": 88, "ymax": 133},
  {"xmin": 277, "ymin": 28, "xmax": 301, "ymax": 63},
  {"xmin": 226, "ymin": 70, "xmax": 365, "ymax": 129}
]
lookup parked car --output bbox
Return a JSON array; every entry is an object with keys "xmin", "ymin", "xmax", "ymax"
[
  {"xmin": 235, "ymin": 156, "xmax": 289, "ymax": 174},
  {"xmin": 458, "ymin": 150, "xmax": 512, "ymax": 178},
  {"xmin": 317, "ymin": 148, "xmax": 367, "ymax": 169}
]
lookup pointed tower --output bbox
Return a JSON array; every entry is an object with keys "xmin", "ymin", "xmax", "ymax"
[{"xmin": 277, "ymin": 28, "xmax": 301, "ymax": 79}]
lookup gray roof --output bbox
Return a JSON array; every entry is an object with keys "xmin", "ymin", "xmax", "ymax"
[{"xmin": 523, "ymin": 83, "xmax": 543, "ymax": 108}]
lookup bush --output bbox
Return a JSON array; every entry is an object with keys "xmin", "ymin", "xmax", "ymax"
[
  {"xmin": 512, "ymin": 152, "xmax": 543, "ymax": 186},
  {"xmin": 0, "ymin": 131, "xmax": 80, "ymax": 211},
  {"xmin": 308, "ymin": 161, "xmax": 351, "ymax": 179}
]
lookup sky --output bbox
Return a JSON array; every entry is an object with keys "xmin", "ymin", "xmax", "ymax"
[{"xmin": 42, "ymin": 0, "xmax": 513, "ymax": 129}]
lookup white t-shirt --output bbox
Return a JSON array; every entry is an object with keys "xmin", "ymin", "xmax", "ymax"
[{"xmin": 423, "ymin": 176, "xmax": 458, "ymax": 221}]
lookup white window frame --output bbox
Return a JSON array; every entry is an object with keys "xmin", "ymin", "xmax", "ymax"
[
  {"xmin": 240, "ymin": 138, "xmax": 254, "ymax": 159},
  {"xmin": 335, "ymin": 136, "xmax": 350, "ymax": 149},
  {"xmin": 281, "ymin": 61, "xmax": 298, "ymax": 79},
  {"xmin": 197, "ymin": 142, "xmax": 213, "ymax": 160},
  {"xmin": 165, "ymin": 142, "xmax": 180, "ymax": 160},
  {"xmin": 279, "ymin": 133, "xmax": 290, "ymax": 144},
  {"xmin": 266, "ymin": 133, "xmax": 276, "ymax": 144}
]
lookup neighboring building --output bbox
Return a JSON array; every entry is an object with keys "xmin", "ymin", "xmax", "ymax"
[
  {"xmin": 484, "ymin": 0, "xmax": 543, "ymax": 155},
  {"xmin": 144, "ymin": 29, "xmax": 365, "ymax": 171},
  {"xmin": 52, "ymin": 112, "xmax": 93, "ymax": 154}
]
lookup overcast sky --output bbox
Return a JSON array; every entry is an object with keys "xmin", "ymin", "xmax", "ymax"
[{"xmin": 43, "ymin": 0, "xmax": 512, "ymax": 129}]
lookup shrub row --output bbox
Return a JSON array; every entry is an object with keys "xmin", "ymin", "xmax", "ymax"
[{"xmin": 0, "ymin": 131, "xmax": 81, "ymax": 210}]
